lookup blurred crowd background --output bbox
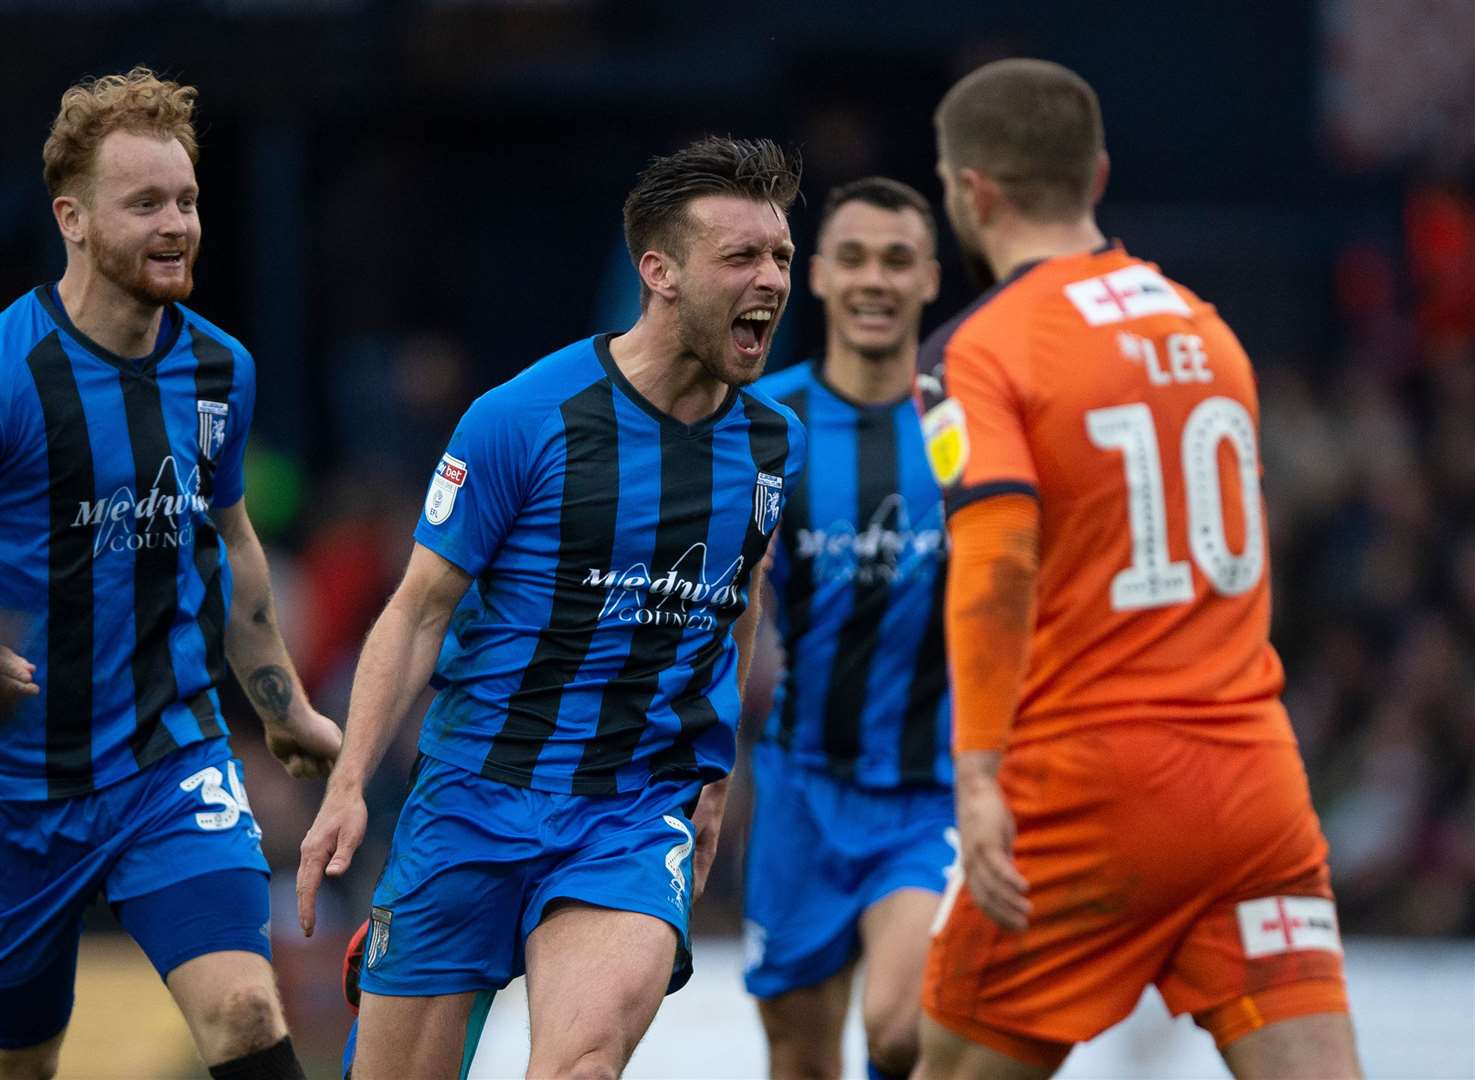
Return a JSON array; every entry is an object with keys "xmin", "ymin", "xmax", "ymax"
[{"xmin": 2, "ymin": 0, "xmax": 1472, "ymax": 1075}]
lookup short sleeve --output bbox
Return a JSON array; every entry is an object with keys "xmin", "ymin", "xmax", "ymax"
[
  {"xmin": 412, "ymin": 390, "xmax": 531, "ymax": 577},
  {"xmin": 921, "ymin": 331, "xmax": 1037, "ymax": 517},
  {"xmin": 211, "ymin": 349, "xmax": 255, "ymax": 509},
  {"xmin": 785, "ymin": 411, "xmax": 808, "ymax": 487}
]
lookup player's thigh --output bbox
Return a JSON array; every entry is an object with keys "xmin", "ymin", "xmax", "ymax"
[
  {"xmin": 858, "ymin": 887, "xmax": 938, "ymax": 1052},
  {"xmin": 743, "ymin": 746, "xmax": 870, "ymax": 1004},
  {"xmin": 0, "ymin": 912, "xmax": 81, "ymax": 1073},
  {"xmin": 1158, "ymin": 742, "xmax": 1352, "ymax": 1058},
  {"xmin": 755, "ymin": 963, "xmax": 854, "ymax": 1079},
  {"xmin": 164, "ymin": 950, "xmax": 287, "ymax": 1065},
  {"xmin": 354, "ymin": 990, "xmax": 476, "ymax": 1080},
  {"xmin": 915, "ymin": 1013, "xmax": 1060, "ymax": 1080},
  {"xmin": 0, "ymin": 939, "xmax": 76, "ymax": 1080},
  {"xmin": 106, "ymin": 742, "xmax": 270, "ymax": 907},
  {"xmin": 923, "ymin": 735, "xmax": 1182, "ymax": 1049},
  {"xmin": 0, "ymin": 791, "xmax": 117, "ymax": 1059},
  {"xmin": 1220, "ymin": 1011, "xmax": 1361, "ymax": 1080},
  {"xmin": 523, "ymin": 900, "xmax": 678, "ymax": 1076},
  {"xmin": 357, "ymin": 758, "xmax": 540, "ymax": 1000}
]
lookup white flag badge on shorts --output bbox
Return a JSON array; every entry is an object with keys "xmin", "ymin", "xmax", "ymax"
[
  {"xmin": 754, "ymin": 471, "xmax": 783, "ymax": 535},
  {"xmin": 425, "ymin": 452, "xmax": 467, "ymax": 525},
  {"xmin": 196, "ymin": 400, "xmax": 229, "ymax": 462}
]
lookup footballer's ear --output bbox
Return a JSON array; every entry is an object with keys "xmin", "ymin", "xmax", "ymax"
[
  {"xmin": 960, "ymin": 167, "xmax": 1002, "ymax": 228},
  {"xmin": 1089, "ymin": 151, "xmax": 1110, "ymax": 207},
  {"xmin": 638, "ymin": 249, "xmax": 680, "ymax": 302},
  {"xmin": 923, "ymin": 255, "xmax": 942, "ymax": 303},
  {"xmin": 809, "ymin": 248, "xmax": 830, "ymax": 299},
  {"xmin": 52, "ymin": 195, "xmax": 87, "ymax": 246}
]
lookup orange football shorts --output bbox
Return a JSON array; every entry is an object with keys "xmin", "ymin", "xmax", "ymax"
[{"xmin": 923, "ymin": 722, "xmax": 1348, "ymax": 1062}]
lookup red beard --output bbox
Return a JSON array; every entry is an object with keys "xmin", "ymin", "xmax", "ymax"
[{"xmin": 88, "ymin": 226, "xmax": 197, "ymax": 305}]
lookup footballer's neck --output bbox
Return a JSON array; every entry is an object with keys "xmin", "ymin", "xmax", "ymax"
[
  {"xmin": 823, "ymin": 333, "xmax": 917, "ymax": 406},
  {"xmin": 986, "ymin": 214, "xmax": 1107, "ymax": 284},
  {"xmin": 610, "ymin": 314, "xmax": 731, "ymax": 425},
  {"xmin": 57, "ymin": 263, "xmax": 166, "ymax": 360}
]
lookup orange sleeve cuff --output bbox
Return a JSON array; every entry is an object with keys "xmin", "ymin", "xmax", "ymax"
[{"xmin": 945, "ymin": 493, "xmax": 1040, "ymax": 754}]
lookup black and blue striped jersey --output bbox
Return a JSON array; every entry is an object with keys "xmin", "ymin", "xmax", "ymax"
[
  {"xmin": 755, "ymin": 359, "xmax": 951, "ymax": 789},
  {"xmin": 414, "ymin": 334, "xmax": 807, "ymax": 794},
  {"xmin": 0, "ymin": 286, "xmax": 253, "ymax": 800}
]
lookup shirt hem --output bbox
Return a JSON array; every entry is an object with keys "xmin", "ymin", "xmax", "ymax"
[{"xmin": 417, "ymin": 737, "xmax": 727, "ymax": 795}]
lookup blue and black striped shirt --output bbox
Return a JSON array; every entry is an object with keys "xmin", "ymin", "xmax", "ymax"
[
  {"xmin": 0, "ymin": 286, "xmax": 253, "ymax": 800},
  {"xmin": 415, "ymin": 334, "xmax": 807, "ymax": 794},
  {"xmin": 756, "ymin": 359, "xmax": 951, "ymax": 788}
]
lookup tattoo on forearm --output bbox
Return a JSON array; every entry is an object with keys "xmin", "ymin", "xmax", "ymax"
[{"xmin": 247, "ymin": 665, "xmax": 293, "ymax": 724}]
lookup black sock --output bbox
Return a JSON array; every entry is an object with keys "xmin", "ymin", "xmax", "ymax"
[{"xmin": 208, "ymin": 1035, "xmax": 306, "ymax": 1080}]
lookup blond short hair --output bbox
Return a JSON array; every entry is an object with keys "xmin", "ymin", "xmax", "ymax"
[{"xmin": 43, "ymin": 66, "xmax": 199, "ymax": 199}]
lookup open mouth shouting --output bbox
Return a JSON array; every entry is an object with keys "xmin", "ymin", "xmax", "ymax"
[{"xmin": 731, "ymin": 306, "xmax": 775, "ymax": 358}]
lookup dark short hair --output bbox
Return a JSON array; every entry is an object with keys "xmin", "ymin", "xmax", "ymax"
[
  {"xmin": 817, "ymin": 176, "xmax": 937, "ymax": 251},
  {"xmin": 935, "ymin": 58, "xmax": 1103, "ymax": 222},
  {"xmin": 623, "ymin": 135, "xmax": 803, "ymax": 305}
]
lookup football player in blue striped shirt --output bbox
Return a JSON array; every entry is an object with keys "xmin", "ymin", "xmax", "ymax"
[
  {"xmin": 298, "ymin": 136, "xmax": 808, "ymax": 1080},
  {"xmin": 744, "ymin": 178, "xmax": 951, "ymax": 1080},
  {"xmin": 0, "ymin": 69, "xmax": 340, "ymax": 1080}
]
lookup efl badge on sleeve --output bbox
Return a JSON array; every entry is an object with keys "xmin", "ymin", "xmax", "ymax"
[
  {"xmin": 365, "ymin": 905, "xmax": 392, "ymax": 970},
  {"xmin": 425, "ymin": 452, "xmax": 467, "ymax": 525},
  {"xmin": 753, "ymin": 471, "xmax": 784, "ymax": 535},
  {"xmin": 922, "ymin": 398, "xmax": 969, "ymax": 489},
  {"xmin": 196, "ymin": 400, "xmax": 229, "ymax": 463}
]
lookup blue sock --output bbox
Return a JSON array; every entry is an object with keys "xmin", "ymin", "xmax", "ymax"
[{"xmin": 867, "ymin": 1061, "xmax": 906, "ymax": 1080}]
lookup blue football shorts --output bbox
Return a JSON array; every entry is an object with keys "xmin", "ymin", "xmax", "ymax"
[
  {"xmin": 0, "ymin": 737, "xmax": 272, "ymax": 1048},
  {"xmin": 742, "ymin": 739, "xmax": 956, "ymax": 1000},
  {"xmin": 357, "ymin": 753, "xmax": 703, "ymax": 999}
]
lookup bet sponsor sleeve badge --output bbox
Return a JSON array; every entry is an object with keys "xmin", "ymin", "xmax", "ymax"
[{"xmin": 424, "ymin": 452, "xmax": 467, "ymax": 525}]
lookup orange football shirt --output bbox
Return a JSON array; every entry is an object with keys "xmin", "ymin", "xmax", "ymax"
[{"xmin": 922, "ymin": 244, "xmax": 1292, "ymax": 747}]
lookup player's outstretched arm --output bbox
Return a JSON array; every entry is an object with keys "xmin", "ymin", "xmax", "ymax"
[
  {"xmin": 946, "ymin": 494, "xmax": 1039, "ymax": 931},
  {"xmin": 296, "ymin": 542, "xmax": 471, "ymax": 936},
  {"xmin": 213, "ymin": 499, "xmax": 342, "ymax": 779}
]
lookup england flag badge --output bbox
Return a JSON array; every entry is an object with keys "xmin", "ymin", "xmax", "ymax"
[
  {"xmin": 196, "ymin": 400, "xmax": 229, "ymax": 462},
  {"xmin": 754, "ymin": 471, "xmax": 783, "ymax": 535}
]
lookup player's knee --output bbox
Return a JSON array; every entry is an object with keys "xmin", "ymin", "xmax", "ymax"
[
  {"xmin": 864, "ymin": 1015, "xmax": 920, "ymax": 1077},
  {"xmin": 0, "ymin": 1044, "xmax": 59, "ymax": 1080},
  {"xmin": 764, "ymin": 1027, "xmax": 843, "ymax": 1079},
  {"xmin": 0, "ymin": 1039, "xmax": 63, "ymax": 1080},
  {"xmin": 863, "ymin": 994, "xmax": 921, "ymax": 1076},
  {"xmin": 199, "ymin": 982, "xmax": 283, "ymax": 1060},
  {"xmin": 759, "ymin": 1000, "xmax": 845, "ymax": 1077},
  {"xmin": 530, "ymin": 1022, "xmax": 629, "ymax": 1080},
  {"xmin": 562, "ymin": 1055, "xmax": 619, "ymax": 1080}
]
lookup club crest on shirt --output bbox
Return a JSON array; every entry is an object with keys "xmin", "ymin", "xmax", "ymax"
[
  {"xmin": 753, "ymin": 471, "xmax": 783, "ymax": 535},
  {"xmin": 366, "ymin": 905, "xmax": 392, "ymax": 969},
  {"xmin": 196, "ymin": 400, "xmax": 229, "ymax": 463},
  {"xmin": 425, "ymin": 452, "xmax": 467, "ymax": 526},
  {"xmin": 922, "ymin": 397, "xmax": 969, "ymax": 489}
]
